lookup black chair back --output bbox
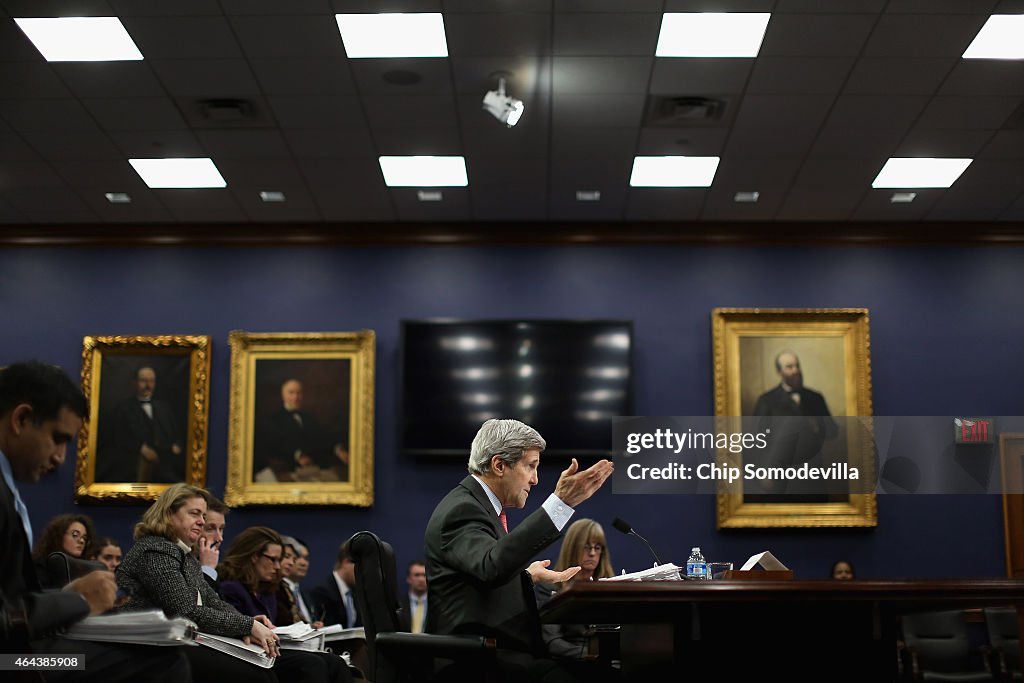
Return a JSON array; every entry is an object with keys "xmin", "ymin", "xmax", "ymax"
[
  {"xmin": 348, "ymin": 531, "xmax": 402, "ymax": 675},
  {"xmin": 902, "ymin": 610, "xmax": 992, "ymax": 681},
  {"xmin": 985, "ymin": 607, "xmax": 1021, "ymax": 678},
  {"xmin": 46, "ymin": 552, "xmax": 105, "ymax": 587}
]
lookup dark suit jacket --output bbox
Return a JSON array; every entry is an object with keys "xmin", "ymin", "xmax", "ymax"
[
  {"xmin": 397, "ymin": 593, "xmax": 432, "ymax": 633},
  {"xmin": 220, "ymin": 580, "xmax": 278, "ymax": 623},
  {"xmin": 424, "ymin": 475, "xmax": 561, "ymax": 654},
  {"xmin": 308, "ymin": 573, "xmax": 359, "ymax": 628},
  {"xmin": 101, "ymin": 398, "xmax": 183, "ymax": 482},
  {"xmin": 254, "ymin": 408, "xmax": 348, "ymax": 480},
  {"xmin": 0, "ymin": 473, "xmax": 89, "ymax": 650}
]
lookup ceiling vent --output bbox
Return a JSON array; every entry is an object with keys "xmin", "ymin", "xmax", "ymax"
[
  {"xmin": 175, "ymin": 96, "xmax": 275, "ymax": 129},
  {"xmin": 644, "ymin": 95, "xmax": 733, "ymax": 127}
]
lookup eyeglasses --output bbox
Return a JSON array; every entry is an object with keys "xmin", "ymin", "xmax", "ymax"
[
  {"xmin": 582, "ymin": 544, "xmax": 603, "ymax": 554},
  {"xmin": 261, "ymin": 554, "xmax": 283, "ymax": 565}
]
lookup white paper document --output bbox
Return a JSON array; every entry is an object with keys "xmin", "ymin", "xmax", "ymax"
[
  {"xmin": 599, "ymin": 563, "xmax": 682, "ymax": 582},
  {"xmin": 62, "ymin": 609, "xmax": 197, "ymax": 646},
  {"xmin": 739, "ymin": 551, "xmax": 789, "ymax": 571},
  {"xmin": 194, "ymin": 632, "xmax": 276, "ymax": 668}
]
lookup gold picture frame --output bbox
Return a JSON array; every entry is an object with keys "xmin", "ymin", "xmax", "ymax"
[
  {"xmin": 225, "ymin": 330, "xmax": 375, "ymax": 507},
  {"xmin": 75, "ymin": 335, "xmax": 211, "ymax": 504},
  {"xmin": 712, "ymin": 308, "xmax": 876, "ymax": 528}
]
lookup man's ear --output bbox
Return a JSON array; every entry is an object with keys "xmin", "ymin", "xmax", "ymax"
[
  {"xmin": 490, "ymin": 455, "xmax": 504, "ymax": 475},
  {"xmin": 9, "ymin": 404, "xmax": 33, "ymax": 435}
]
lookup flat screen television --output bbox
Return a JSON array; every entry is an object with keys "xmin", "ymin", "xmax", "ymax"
[{"xmin": 400, "ymin": 320, "xmax": 633, "ymax": 456}]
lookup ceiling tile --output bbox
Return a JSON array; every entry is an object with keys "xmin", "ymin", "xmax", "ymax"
[
  {"xmin": 230, "ymin": 185, "xmax": 320, "ymax": 223},
  {"xmin": 460, "ymin": 109, "xmax": 549, "ymax": 158},
  {"xmin": 2, "ymin": 1, "xmax": 115, "ymax": 16},
  {"xmin": 469, "ymin": 182, "xmax": 548, "ymax": 221},
  {"xmin": 977, "ymin": 131, "xmax": 1024, "ymax": 160},
  {"xmin": 552, "ymin": 93, "xmax": 645, "ymax": 128},
  {"xmin": 328, "ymin": 0, "xmax": 441, "ymax": 11},
  {"xmin": 268, "ymin": 95, "xmax": 366, "ymax": 129},
  {"xmin": 21, "ymin": 130, "xmax": 125, "ymax": 161},
  {"xmin": 849, "ymin": 189, "xmax": 942, "ymax": 221},
  {"xmin": 747, "ymin": 58, "xmax": 854, "ymax": 95},
  {"xmin": 650, "ymin": 59, "xmax": 752, "ymax": 96},
  {"xmin": 553, "ymin": 13, "xmax": 660, "ymax": 56},
  {"xmin": 362, "ymin": 95, "xmax": 458, "ymax": 130},
  {"xmin": 111, "ymin": 0, "xmax": 224, "ymax": 16},
  {"xmin": 823, "ymin": 95, "xmax": 927, "ymax": 131},
  {"xmin": 940, "ymin": 62, "xmax": 1024, "ymax": 97},
  {"xmin": 52, "ymin": 160, "xmax": 149, "ymax": 190},
  {"xmin": 447, "ymin": 13, "xmax": 551, "ymax": 56},
  {"xmin": 469, "ymin": 156, "xmax": 547, "ymax": 187},
  {"xmin": 392, "ymin": 187, "xmax": 471, "ymax": 221},
  {"xmin": 0, "ymin": 15, "xmax": 47, "ymax": 61},
  {"xmin": 216, "ymin": 159, "xmax": 308, "ymax": 187},
  {"xmin": 843, "ymin": 58, "xmax": 957, "ymax": 96},
  {"xmin": 551, "ymin": 127, "xmax": 636, "ymax": 160},
  {"xmin": 122, "ymin": 16, "xmax": 244, "ymax": 59},
  {"xmin": 194, "ymin": 129, "xmax": 293, "ymax": 160},
  {"xmin": 863, "ymin": 14, "xmax": 988, "ymax": 57},
  {"xmin": 154, "ymin": 188, "xmax": 240, "ymax": 210},
  {"xmin": 915, "ymin": 97, "xmax": 1020, "ymax": 130},
  {"xmin": 283, "ymin": 127, "xmax": 377, "ymax": 159},
  {"xmin": 896, "ymin": 129, "xmax": 994, "ymax": 158},
  {"xmin": 663, "ymin": 0, "xmax": 774, "ymax": 9},
  {"xmin": 451, "ymin": 56, "xmax": 547, "ymax": 96},
  {"xmin": 230, "ymin": 15, "xmax": 346, "ymax": 59},
  {"xmin": 0, "ymin": 63, "xmax": 72, "ymax": 98},
  {"xmin": 775, "ymin": 0, "xmax": 885, "ymax": 10},
  {"xmin": 249, "ymin": 58, "xmax": 355, "ymax": 96},
  {"xmin": 221, "ymin": 0, "xmax": 330, "ymax": 13},
  {"xmin": 724, "ymin": 126, "xmax": 818, "ymax": 159},
  {"xmin": 776, "ymin": 186, "xmax": 864, "ymax": 220},
  {"xmin": 0, "ymin": 162, "xmax": 67, "ymax": 188},
  {"xmin": 0, "ymin": 132, "xmax": 40, "ymax": 161},
  {"xmin": 624, "ymin": 188, "xmax": 705, "ymax": 221},
  {"xmin": 0, "ymin": 99, "xmax": 98, "ymax": 132},
  {"xmin": 109, "ymin": 129, "xmax": 203, "ymax": 158},
  {"xmin": 548, "ymin": 190, "xmax": 628, "ymax": 222},
  {"xmin": 372, "ymin": 127, "xmax": 462, "ymax": 156},
  {"xmin": 635, "ymin": 127, "xmax": 727, "ymax": 156},
  {"xmin": 149, "ymin": 60, "xmax": 262, "ymax": 97},
  {"xmin": 807, "ymin": 126, "xmax": 904, "ymax": 159},
  {"xmin": 550, "ymin": 158, "xmax": 631, "ymax": 188},
  {"xmin": 885, "ymin": 0, "xmax": 997, "ymax": 12},
  {"xmin": 8, "ymin": 189, "xmax": 98, "ymax": 222},
  {"xmin": 52, "ymin": 62, "xmax": 165, "ymax": 98},
  {"xmin": 793, "ymin": 158, "xmax": 882, "ymax": 188},
  {"xmin": 956, "ymin": 159, "xmax": 1024, "ymax": 187},
  {"xmin": 733, "ymin": 94, "xmax": 835, "ymax": 130},
  {"xmin": 553, "ymin": 57, "xmax": 651, "ymax": 94},
  {"xmin": 350, "ymin": 59, "xmax": 454, "ymax": 96},
  {"xmin": 760, "ymin": 14, "xmax": 876, "ymax": 57},
  {"xmin": 559, "ymin": 0, "xmax": 662, "ymax": 10},
  {"xmin": 82, "ymin": 97, "xmax": 187, "ymax": 131}
]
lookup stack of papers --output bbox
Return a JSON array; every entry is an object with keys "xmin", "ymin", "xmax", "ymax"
[
  {"xmin": 62, "ymin": 610, "xmax": 196, "ymax": 646},
  {"xmin": 194, "ymin": 632, "xmax": 276, "ymax": 668},
  {"xmin": 320, "ymin": 624, "xmax": 365, "ymax": 641},
  {"xmin": 273, "ymin": 622, "xmax": 326, "ymax": 651},
  {"xmin": 599, "ymin": 563, "xmax": 683, "ymax": 582}
]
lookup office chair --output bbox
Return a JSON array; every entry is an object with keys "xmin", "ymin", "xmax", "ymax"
[
  {"xmin": 984, "ymin": 607, "xmax": 1021, "ymax": 681},
  {"xmin": 901, "ymin": 610, "xmax": 994, "ymax": 682},
  {"xmin": 346, "ymin": 531, "xmax": 497, "ymax": 683},
  {"xmin": 45, "ymin": 552, "xmax": 105, "ymax": 587}
]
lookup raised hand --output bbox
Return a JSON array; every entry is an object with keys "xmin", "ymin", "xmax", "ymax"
[
  {"xmin": 527, "ymin": 559, "xmax": 581, "ymax": 585},
  {"xmin": 553, "ymin": 458, "xmax": 614, "ymax": 507}
]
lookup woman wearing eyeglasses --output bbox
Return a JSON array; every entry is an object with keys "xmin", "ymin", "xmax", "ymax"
[
  {"xmin": 219, "ymin": 527, "xmax": 352, "ymax": 683},
  {"xmin": 537, "ymin": 518, "xmax": 620, "ymax": 679},
  {"xmin": 117, "ymin": 483, "xmax": 277, "ymax": 683}
]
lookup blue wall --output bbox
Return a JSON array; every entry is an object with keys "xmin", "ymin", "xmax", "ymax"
[{"xmin": 2, "ymin": 244, "xmax": 1021, "ymax": 584}]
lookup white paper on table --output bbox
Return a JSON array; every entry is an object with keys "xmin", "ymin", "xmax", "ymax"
[{"xmin": 739, "ymin": 551, "xmax": 788, "ymax": 571}]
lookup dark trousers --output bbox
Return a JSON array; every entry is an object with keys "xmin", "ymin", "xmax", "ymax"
[
  {"xmin": 36, "ymin": 637, "xmax": 191, "ymax": 683},
  {"xmin": 184, "ymin": 645, "xmax": 277, "ymax": 683},
  {"xmin": 277, "ymin": 649, "xmax": 354, "ymax": 683}
]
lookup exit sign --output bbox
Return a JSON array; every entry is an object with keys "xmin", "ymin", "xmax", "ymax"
[{"xmin": 954, "ymin": 417, "xmax": 994, "ymax": 444}]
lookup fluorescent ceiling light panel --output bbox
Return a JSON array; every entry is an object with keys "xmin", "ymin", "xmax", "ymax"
[
  {"xmin": 629, "ymin": 156, "xmax": 720, "ymax": 187},
  {"xmin": 963, "ymin": 15, "xmax": 1024, "ymax": 59},
  {"xmin": 379, "ymin": 156, "xmax": 467, "ymax": 187},
  {"xmin": 871, "ymin": 158, "xmax": 972, "ymax": 189},
  {"xmin": 656, "ymin": 13, "xmax": 770, "ymax": 58},
  {"xmin": 129, "ymin": 158, "xmax": 227, "ymax": 189},
  {"xmin": 336, "ymin": 13, "xmax": 448, "ymax": 58},
  {"xmin": 14, "ymin": 17, "xmax": 143, "ymax": 62}
]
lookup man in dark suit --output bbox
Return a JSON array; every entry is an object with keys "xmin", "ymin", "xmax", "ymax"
[
  {"xmin": 425, "ymin": 418, "xmax": 613, "ymax": 682},
  {"xmin": 196, "ymin": 496, "xmax": 228, "ymax": 594},
  {"xmin": 0, "ymin": 360, "xmax": 189, "ymax": 682},
  {"xmin": 751, "ymin": 350, "xmax": 840, "ymax": 496},
  {"xmin": 102, "ymin": 366, "xmax": 184, "ymax": 483},
  {"xmin": 254, "ymin": 378, "xmax": 349, "ymax": 483},
  {"xmin": 397, "ymin": 560, "xmax": 429, "ymax": 633},
  {"xmin": 310, "ymin": 539, "xmax": 360, "ymax": 628}
]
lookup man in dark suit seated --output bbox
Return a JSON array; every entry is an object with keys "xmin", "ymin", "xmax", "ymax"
[
  {"xmin": 310, "ymin": 539, "xmax": 360, "ymax": 628},
  {"xmin": 425, "ymin": 418, "xmax": 613, "ymax": 683},
  {"xmin": 0, "ymin": 360, "xmax": 190, "ymax": 682}
]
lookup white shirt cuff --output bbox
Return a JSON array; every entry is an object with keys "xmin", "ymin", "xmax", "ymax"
[
  {"xmin": 201, "ymin": 564, "xmax": 218, "ymax": 580},
  {"xmin": 542, "ymin": 494, "xmax": 574, "ymax": 532}
]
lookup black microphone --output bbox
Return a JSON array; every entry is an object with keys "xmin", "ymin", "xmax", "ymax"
[{"xmin": 611, "ymin": 517, "xmax": 663, "ymax": 567}]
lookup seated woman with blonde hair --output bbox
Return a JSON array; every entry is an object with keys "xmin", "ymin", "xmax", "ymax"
[
  {"xmin": 116, "ymin": 483, "xmax": 277, "ymax": 683},
  {"xmin": 537, "ymin": 518, "xmax": 621, "ymax": 680}
]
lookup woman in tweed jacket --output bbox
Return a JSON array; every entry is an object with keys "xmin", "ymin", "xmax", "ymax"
[{"xmin": 117, "ymin": 483, "xmax": 279, "ymax": 683}]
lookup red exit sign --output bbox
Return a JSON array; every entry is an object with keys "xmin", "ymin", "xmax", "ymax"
[{"xmin": 954, "ymin": 417, "xmax": 994, "ymax": 444}]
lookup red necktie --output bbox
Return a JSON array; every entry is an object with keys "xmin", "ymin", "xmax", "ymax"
[{"xmin": 499, "ymin": 510, "xmax": 508, "ymax": 533}]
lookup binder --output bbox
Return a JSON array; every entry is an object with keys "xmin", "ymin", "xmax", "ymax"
[
  {"xmin": 62, "ymin": 610, "xmax": 197, "ymax": 646},
  {"xmin": 194, "ymin": 632, "xmax": 277, "ymax": 668}
]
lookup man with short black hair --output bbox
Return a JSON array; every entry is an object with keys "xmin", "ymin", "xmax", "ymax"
[
  {"xmin": 0, "ymin": 361, "xmax": 189, "ymax": 682},
  {"xmin": 310, "ymin": 539, "xmax": 360, "ymax": 628},
  {"xmin": 398, "ymin": 560, "xmax": 429, "ymax": 634},
  {"xmin": 196, "ymin": 495, "xmax": 228, "ymax": 593}
]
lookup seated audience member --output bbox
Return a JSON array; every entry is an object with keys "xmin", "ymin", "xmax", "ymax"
[
  {"xmin": 278, "ymin": 536, "xmax": 317, "ymax": 626},
  {"xmin": 196, "ymin": 495, "xmax": 228, "ymax": 592},
  {"xmin": 219, "ymin": 526, "xmax": 351, "ymax": 683},
  {"xmin": 398, "ymin": 560, "xmax": 429, "ymax": 633},
  {"xmin": 0, "ymin": 359, "xmax": 189, "ymax": 682},
  {"xmin": 274, "ymin": 537, "xmax": 302, "ymax": 626},
  {"xmin": 117, "ymin": 482, "xmax": 277, "ymax": 683},
  {"xmin": 310, "ymin": 540, "xmax": 360, "ymax": 628},
  {"xmin": 32, "ymin": 513, "xmax": 98, "ymax": 586},
  {"xmin": 284, "ymin": 536, "xmax": 315, "ymax": 623},
  {"xmin": 831, "ymin": 559, "xmax": 855, "ymax": 580},
  {"xmin": 537, "ymin": 518, "xmax": 618, "ymax": 676},
  {"xmin": 88, "ymin": 536, "xmax": 123, "ymax": 572}
]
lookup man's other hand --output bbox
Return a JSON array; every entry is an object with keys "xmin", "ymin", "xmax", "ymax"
[
  {"xmin": 527, "ymin": 559, "xmax": 581, "ymax": 585},
  {"xmin": 553, "ymin": 458, "xmax": 614, "ymax": 507},
  {"xmin": 65, "ymin": 571, "xmax": 117, "ymax": 615}
]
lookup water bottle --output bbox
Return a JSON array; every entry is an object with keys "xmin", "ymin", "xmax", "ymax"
[{"xmin": 686, "ymin": 547, "xmax": 707, "ymax": 580}]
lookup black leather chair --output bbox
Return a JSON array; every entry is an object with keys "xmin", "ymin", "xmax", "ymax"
[
  {"xmin": 45, "ymin": 551, "xmax": 105, "ymax": 587},
  {"xmin": 347, "ymin": 531, "xmax": 496, "ymax": 683},
  {"xmin": 984, "ymin": 607, "xmax": 1021, "ymax": 681},
  {"xmin": 901, "ymin": 610, "xmax": 994, "ymax": 682}
]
